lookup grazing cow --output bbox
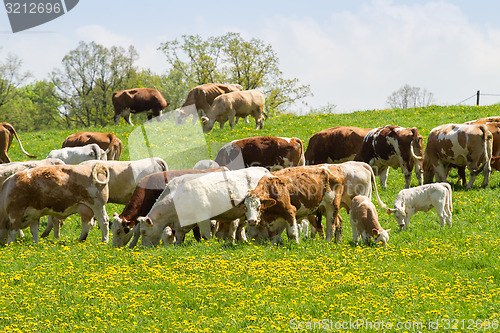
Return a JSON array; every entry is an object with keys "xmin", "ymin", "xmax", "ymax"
[
  {"xmin": 112, "ymin": 88, "xmax": 170, "ymax": 125},
  {"xmin": 40, "ymin": 157, "xmax": 168, "ymax": 239},
  {"xmin": 0, "ymin": 158, "xmax": 65, "ymax": 184},
  {"xmin": 176, "ymin": 83, "xmax": 243, "ymax": 125},
  {"xmin": 62, "ymin": 131, "xmax": 123, "ymax": 160},
  {"xmin": 112, "ymin": 167, "xmax": 228, "ymax": 248},
  {"xmin": 202, "ymin": 89, "xmax": 266, "ymax": 132},
  {"xmin": 137, "ymin": 167, "xmax": 269, "ymax": 246},
  {"xmin": 350, "ymin": 195, "xmax": 391, "ymax": 249},
  {"xmin": 193, "ymin": 160, "xmax": 220, "ymax": 170},
  {"xmin": 0, "ymin": 164, "xmax": 110, "ymax": 244},
  {"xmin": 355, "ymin": 125, "xmax": 424, "ymax": 189},
  {"xmin": 244, "ymin": 165, "xmax": 344, "ymax": 243},
  {"xmin": 214, "ymin": 136, "xmax": 305, "ymax": 171},
  {"xmin": 0, "ymin": 122, "xmax": 37, "ymax": 163},
  {"xmin": 387, "ymin": 183, "xmax": 453, "ymax": 230},
  {"xmin": 47, "ymin": 144, "xmax": 107, "ymax": 165},
  {"xmin": 305, "ymin": 126, "xmax": 372, "ymax": 165},
  {"xmin": 423, "ymin": 123, "xmax": 492, "ymax": 189}
]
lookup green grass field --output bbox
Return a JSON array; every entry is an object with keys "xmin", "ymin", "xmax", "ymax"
[{"xmin": 1, "ymin": 105, "xmax": 500, "ymax": 332}]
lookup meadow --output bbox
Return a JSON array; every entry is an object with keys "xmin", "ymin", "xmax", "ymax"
[{"xmin": 0, "ymin": 104, "xmax": 499, "ymax": 332}]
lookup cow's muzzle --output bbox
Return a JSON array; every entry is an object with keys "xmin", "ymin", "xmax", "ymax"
[{"xmin": 247, "ymin": 219, "xmax": 259, "ymax": 226}]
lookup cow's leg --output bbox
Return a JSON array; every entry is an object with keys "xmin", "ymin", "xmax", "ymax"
[
  {"xmin": 299, "ymin": 218, "xmax": 309, "ymax": 239},
  {"xmin": 122, "ymin": 109, "xmax": 133, "ymax": 126},
  {"xmin": 379, "ymin": 167, "xmax": 389, "ymax": 189},
  {"xmin": 197, "ymin": 220, "xmax": 212, "ymax": 240},
  {"xmin": 481, "ymin": 162, "xmax": 492, "ymax": 188},
  {"xmin": 29, "ymin": 219, "xmax": 40, "ymax": 243},
  {"xmin": 228, "ymin": 112, "xmax": 236, "ymax": 130},
  {"xmin": 349, "ymin": 216, "xmax": 361, "ymax": 246},
  {"xmin": 361, "ymin": 230, "xmax": 370, "ymax": 246},
  {"xmin": 0, "ymin": 227, "xmax": 8, "ymax": 245},
  {"xmin": 236, "ymin": 222, "xmax": 248, "ymax": 242},
  {"xmin": 174, "ymin": 229, "xmax": 186, "ymax": 245},
  {"xmin": 0, "ymin": 150, "xmax": 10, "ymax": 163},
  {"xmin": 307, "ymin": 213, "xmax": 324, "ymax": 239},
  {"xmin": 415, "ymin": 162, "xmax": 423, "ymax": 186},
  {"xmin": 434, "ymin": 202, "xmax": 447, "ymax": 228},
  {"xmin": 285, "ymin": 219, "xmax": 299, "ymax": 244},
  {"xmin": 226, "ymin": 219, "xmax": 240, "ymax": 244},
  {"xmin": 128, "ymin": 224, "xmax": 141, "ymax": 248},
  {"xmin": 403, "ymin": 168, "xmax": 412, "ymax": 189},
  {"xmin": 40, "ymin": 216, "xmax": 53, "ymax": 238}
]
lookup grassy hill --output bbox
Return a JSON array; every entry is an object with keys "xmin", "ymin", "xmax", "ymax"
[{"xmin": 1, "ymin": 104, "xmax": 500, "ymax": 332}]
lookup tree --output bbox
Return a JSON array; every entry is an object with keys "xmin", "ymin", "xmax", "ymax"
[
  {"xmin": 158, "ymin": 33, "xmax": 312, "ymax": 115},
  {"xmin": 51, "ymin": 41, "xmax": 139, "ymax": 127},
  {"xmin": 387, "ymin": 84, "xmax": 434, "ymax": 109},
  {"xmin": 0, "ymin": 52, "xmax": 31, "ymax": 108}
]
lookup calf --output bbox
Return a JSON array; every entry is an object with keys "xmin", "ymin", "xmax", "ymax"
[
  {"xmin": 62, "ymin": 131, "xmax": 123, "ymax": 160},
  {"xmin": 137, "ymin": 167, "xmax": 269, "ymax": 246},
  {"xmin": 214, "ymin": 136, "xmax": 305, "ymax": 171},
  {"xmin": 47, "ymin": 144, "xmax": 107, "ymax": 164},
  {"xmin": 0, "ymin": 164, "xmax": 110, "ymax": 244},
  {"xmin": 112, "ymin": 167, "xmax": 228, "ymax": 248},
  {"xmin": 355, "ymin": 125, "xmax": 424, "ymax": 189},
  {"xmin": 244, "ymin": 165, "xmax": 344, "ymax": 243},
  {"xmin": 350, "ymin": 195, "xmax": 391, "ymax": 249},
  {"xmin": 387, "ymin": 183, "xmax": 453, "ymax": 230}
]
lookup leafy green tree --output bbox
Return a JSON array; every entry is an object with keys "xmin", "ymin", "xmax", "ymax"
[
  {"xmin": 51, "ymin": 41, "xmax": 139, "ymax": 127},
  {"xmin": 0, "ymin": 52, "xmax": 31, "ymax": 109},
  {"xmin": 159, "ymin": 33, "xmax": 312, "ymax": 116}
]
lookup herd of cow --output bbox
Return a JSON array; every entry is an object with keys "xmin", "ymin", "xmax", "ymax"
[{"xmin": 0, "ymin": 81, "xmax": 497, "ymax": 249}]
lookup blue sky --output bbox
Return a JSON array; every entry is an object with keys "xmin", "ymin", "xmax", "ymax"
[{"xmin": 1, "ymin": 0, "xmax": 500, "ymax": 112}]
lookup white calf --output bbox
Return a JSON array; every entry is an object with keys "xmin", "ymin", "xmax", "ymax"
[
  {"xmin": 47, "ymin": 144, "xmax": 107, "ymax": 164},
  {"xmin": 388, "ymin": 182, "xmax": 453, "ymax": 230}
]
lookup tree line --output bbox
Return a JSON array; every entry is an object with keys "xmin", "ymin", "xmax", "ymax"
[{"xmin": 0, "ymin": 33, "xmax": 313, "ymax": 131}]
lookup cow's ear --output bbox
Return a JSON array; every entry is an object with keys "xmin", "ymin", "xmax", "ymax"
[
  {"xmin": 261, "ymin": 198, "xmax": 276, "ymax": 208},
  {"xmin": 400, "ymin": 201, "xmax": 404, "ymax": 208},
  {"xmin": 372, "ymin": 228, "xmax": 380, "ymax": 236},
  {"xmin": 386, "ymin": 229, "xmax": 392, "ymax": 234},
  {"xmin": 387, "ymin": 208, "xmax": 396, "ymax": 215},
  {"xmin": 113, "ymin": 212, "xmax": 119, "ymax": 217}
]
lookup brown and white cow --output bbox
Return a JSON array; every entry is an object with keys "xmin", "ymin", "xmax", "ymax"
[
  {"xmin": 112, "ymin": 167, "xmax": 228, "ymax": 248},
  {"xmin": 423, "ymin": 123, "xmax": 492, "ymax": 189},
  {"xmin": 350, "ymin": 195, "xmax": 391, "ymax": 249},
  {"xmin": 305, "ymin": 126, "xmax": 372, "ymax": 165},
  {"xmin": 202, "ymin": 89, "xmax": 266, "ymax": 132},
  {"xmin": 0, "ymin": 164, "xmax": 110, "ymax": 244},
  {"xmin": 0, "ymin": 122, "xmax": 37, "ymax": 163},
  {"xmin": 62, "ymin": 131, "xmax": 123, "ymax": 161},
  {"xmin": 0, "ymin": 158, "xmax": 65, "ymax": 184},
  {"xmin": 214, "ymin": 136, "xmax": 305, "ymax": 171},
  {"xmin": 244, "ymin": 165, "xmax": 344, "ymax": 243},
  {"xmin": 355, "ymin": 125, "xmax": 424, "ymax": 189},
  {"xmin": 176, "ymin": 83, "xmax": 243, "ymax": 125}
]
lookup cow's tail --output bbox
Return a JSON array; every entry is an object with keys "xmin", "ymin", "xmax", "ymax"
[
  {"xmin": 365, "ymin": 163, "xmax": 388, "ymax": 210},
  {"xmin": 105, "ymin": 134, "xmax": 121, "ymax": 160},
  {"xmin": 410, "ymin": 128, "xmax": 423, "ymax": 161},
  {"xmin": 472, "ymin": 125, "xmax": 493, "ymax": 173},
  {"xmin": 443, "ymin": 182, "xmax": 453, "ymax": 215},
  {"xmin": 295, "ymin": 138, "xmax": 306, "ymax": 166},
  {"xmin": 5, "ymin": 123, "xmax": 37, "ymax": 159},
  {"xmin": 92, "ymin": 163, "xmax": 110, "ymax": 185}
]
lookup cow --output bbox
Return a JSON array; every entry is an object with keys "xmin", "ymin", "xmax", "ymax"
[
  {"xmin": 244, "ymin": 165, "xmax": 344, "ymax": 244},
  {"xmin": 355, "ymin": 125, "xmax": 424, "ymax": 189},
  {"xmin": 214, "ymin": 136, "xmax": 305, "ymax": 171},
  {"xmin": 387, "ymin": 183, "xmax": 453, "ymax": 230},
  {"xmin": 40, "ymin": 157, "xmax": 168, "ymax": 239},
  {"xmin": 305, "ymin": 126, "xmax": 372, "ymax": 165},
  {"xmin": 62, "ymin": 131, "xmax": 123, "ymax": 160},
  {"xmin": 0, "ymin": 122, "xmax": 37, "ymax": 163},
  {"xmin": 176, "ymin": 83, "xmax": 243, "ymax": 125},
  {"xmin": 453, "ymin": 117, "xmax": 500, "ymax": 185},
  {"xmin": 46, "ymin": 144, "xmax": 107, "ymax": 165},
  {"xmin": 137, "ymin": 167, "xmax": 269, "ymax": 246},
  {"xmin": 202, "ymin": 89, "xmax": 266, "ymax": 133},
  {"xmin": 111, "ymin": 167, "xmax": 228, "ymax": 248},
  {"xmin": 193, "ymin": 160, "xmax": 220, "ymax": 170},
  {"xmin": 350, "ymin": 195, "xmax": 391, "ymax": 249},
  {"xmin": 423, "ymin": 123, "xmax": 492, "ymax": 189},
  {"xmin": 112, "ymin": 88, "xmax": 170, "ymax": 125},
  {"xmin": 0, "ymin": 158, "xmax": 65, "ymax": 184},
  {"xmin": 0, "ymin": 163, "xmax": 110, "ymax": 244}
]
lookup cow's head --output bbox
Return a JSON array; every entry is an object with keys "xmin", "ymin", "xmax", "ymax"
[
  {"xmin": 387, "ymin": 201, "xmax": 406, "ymax": 230},
  {"xmin": 244, "ymin": 193, "xmax": 276, "ymax": 226},
  {"xmin": 111, "ymin": 212, "xmax": 136, "ymax": 247},
  {"xmin": 137, "ymin": 216, "xmax": 162, "ymax": 247},
  {"xmin": 162, "ymin": 226, "xmax": 176, "ymax": 244},
  {"xmin": 373, "ymin": 228, "xmax": 391, "ymax": 249}
]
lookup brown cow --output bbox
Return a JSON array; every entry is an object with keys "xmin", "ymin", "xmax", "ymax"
[
  {"xmin": 112, "ymin": 88, "xmax": 170, "ymax": 125},
  {"xmin": 355, "ymin": 125, "xmax": 424, "ymax": 189},
  {"xmin": 0, "ymin": 164, "xmax": 110, "ymax": 244},
  {"xmin": 0, "ymin": 122, "xmax": 37, "ymax": 163},
  {"xmin": 62, "ymin": 131, "xmax": 123, "ymax": 160},
  {"xmin": 244, "ymin": 165, "xmax": 345, "ymax": 243},
  {"xmin": 350, "ymin": 195, "xmax": 391, "ymax": 249},
  {"xmin": 423, "ymin": 123, "xmax": 492, "ymax": 189},
  {"xmin": 214, "ymin": 136, "xmax": 305, "ymax": 171},
  {"xmin": 202, "ymin": 89, "xmax": 266, "ymax": 132},
  {"xmin": 176, "ymin": 83, "xmax": 243, "ymax": 125},
  {"xmin": 112, "ymin": 167, "xmax": 228, "ymax": 248},
  {"xmin": 305, "ymin": 126, "xmax": 372, "ymax": 165}
]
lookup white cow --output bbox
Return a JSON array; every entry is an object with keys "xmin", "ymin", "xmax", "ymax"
[
  {"xmin": 388, "ymin": 182, "xmax": 453, "ymax": 230},
  {"xmin": 41, "ymin": 157, "xmax": 168, "ymax": 239},
  {"xmin": 192, "ymin": 159, "xmax": 220, "ymax": 170},
  {"xmin": 47, "ymin": 144, "xmax": 107, "ymax": 165},
  {"xmin": 137, "ymin": 167, "xmax": 269, "ymax": 246}
]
